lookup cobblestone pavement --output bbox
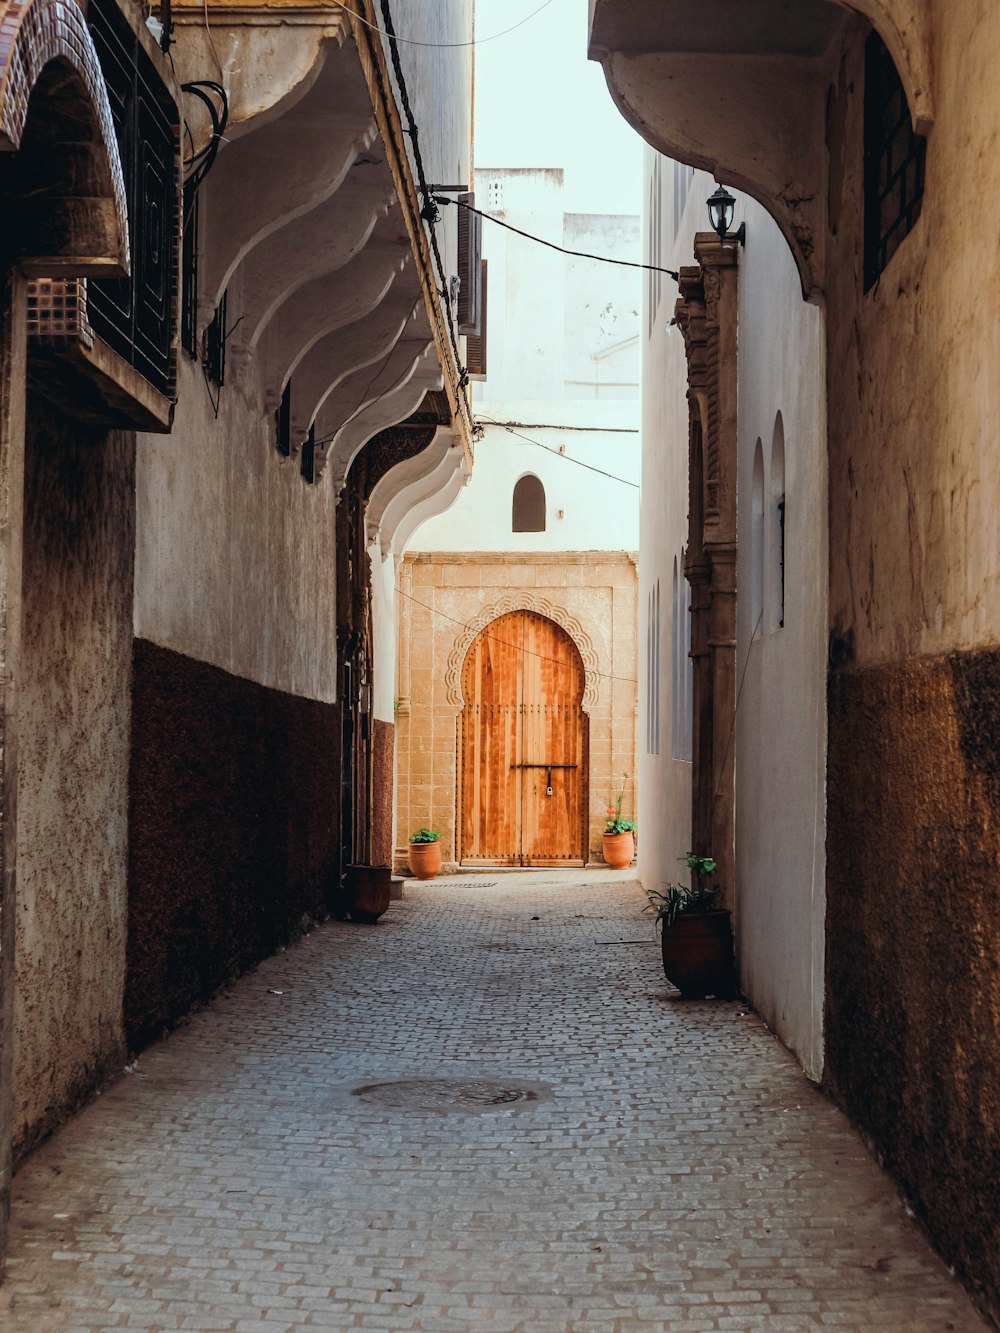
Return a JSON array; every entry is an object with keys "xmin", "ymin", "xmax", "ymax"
[{"xmin": 0, "ymin": 872, "xmax": 988, "ymax": 1332}]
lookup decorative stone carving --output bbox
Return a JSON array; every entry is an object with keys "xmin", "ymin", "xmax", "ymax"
[{"xmin": 445, "ymin": 595, "xmax": 601, "ymax": 712}]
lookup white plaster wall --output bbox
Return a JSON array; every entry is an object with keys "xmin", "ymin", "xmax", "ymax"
[
  {"xmin": 636, "ymin": 146, "xmax": 696, "ymax": 893},
  {"xmin": 408, "ymin": 168, "xmax": 641, "ymax": 555},
  {"xmin": 733, "ymin": 195, "xmax": 828, "ymax": 1082},
  {"xmin": 407, "ymin": 416, "xmax": 638, "ymax": 553},
  {"xmin": 563, "ymin": 213, "xmax": 640, "ymax": 400},
  {"xmin": 135, "ymin": 353, "xmax": 339, "ymax": 703},
  {"xmin": 370, "ymin": 544, "xmax": 397, "ymax": 723},
  {"xmin": 381, "ymin": 0, "xmax": 473, "ymax": 349},
  {"xmin": 638, "ymin": 146, "xmax": 828, "ymax": 1078}
]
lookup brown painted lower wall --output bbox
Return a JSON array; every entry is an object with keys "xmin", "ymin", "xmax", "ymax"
[
  {"xmin": 826, "ymin": 650, "xmax": 1000, "ymax": 1322},
  {"xmin": 126, "ymin": 640, "xmax": 340, "ymax": 1051}
]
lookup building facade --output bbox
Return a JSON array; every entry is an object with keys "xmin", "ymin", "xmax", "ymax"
[
  {"xmin": 396, "ymin": 167, "xmax": 640, "ymax": 871},
  {"xmin": 0, "ymin": 0, "xmax": 474, "ymax": 1269},
  {"xmin": 592, "ymin": 0, "xmax": 1000, "ymax": 1319}
]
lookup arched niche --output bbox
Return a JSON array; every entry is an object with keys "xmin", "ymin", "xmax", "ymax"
[{"xmin": 0, "ymin": 0, "xmax": 130, "ymax": 275}]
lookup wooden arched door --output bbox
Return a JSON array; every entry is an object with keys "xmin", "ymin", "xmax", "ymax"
[{"xmin": 460, "ymin": 611, "xmax": 588, "ymax": 866}]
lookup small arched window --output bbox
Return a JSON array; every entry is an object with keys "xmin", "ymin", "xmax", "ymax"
[{"xmin": 512, "ymin": 474, "xmax": 546, "ymax": 532}]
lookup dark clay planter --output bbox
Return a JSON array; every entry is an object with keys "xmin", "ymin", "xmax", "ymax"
[
  {"xmin": 345, "ymin": 864, "xmax": 392, "ymax": 924},
  {"xmin": 660, "ymin": 909, "xmax": 736, "ymax": 998}
]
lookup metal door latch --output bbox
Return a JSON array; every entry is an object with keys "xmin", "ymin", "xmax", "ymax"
[{"xmin": 511, "ymin": 762, "xmax": 578, "ymax": 796}]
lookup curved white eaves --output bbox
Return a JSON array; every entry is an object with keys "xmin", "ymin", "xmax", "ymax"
[
  {"xmin": 366, "ymin": 426, "xmax": 455, "ymax": 548},
  {"xmin": 319, "ymin": 343, "xmax": 443, "ymax": 486},
  {"xmin": 252, "ymin": 244, "xmax": 409, "ymax": 397},
  {"xmin": 200, "ymin": 44, "xmax": 375, "ymax": 310},
  {"xmin": 287, "ymin": 272, "xmax": 418, "ymax": 440},
  {"xmin": 228, "ymin": 167, "xmax": 397, "ymax": 346},
  {"xmin": 390, "ymin": 450, "xmax": 471, "ymax": 558}
]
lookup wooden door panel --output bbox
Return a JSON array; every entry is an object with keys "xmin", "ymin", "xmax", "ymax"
[
  {"xmin": 461, "ymin": 612, "xmax": 522, "ymax": 862},
  {"xmin": 520, "ymin": 612, "xmax": 584, "ymax": 865},
  {"xmin": 460, "ymin": 610, "xmax": 586, "ymax": 865}
]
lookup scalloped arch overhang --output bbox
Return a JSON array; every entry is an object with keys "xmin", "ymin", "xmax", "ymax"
[
  {"xmin": 445, "ymin": 595, "xmax": 602, "ymax": 712},
  {"xmin": 589, "ymin": 0, "xmax": 932, "ymax": 299}
]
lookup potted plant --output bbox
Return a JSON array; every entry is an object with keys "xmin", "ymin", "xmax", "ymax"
[
  {"xmin": 645, "ymin": 853, "xmax": 736, "ymax": 999},
  {"xmin": 602, "ymin": 772, "xmax": 636, "ymax": 869},
  {"xmin": 408, "ymin": 828, "xmax": 443, "ymax": 880},
  {"xmin": 344, "ymin": 864, "xmax": 392, "ymax": 923}
]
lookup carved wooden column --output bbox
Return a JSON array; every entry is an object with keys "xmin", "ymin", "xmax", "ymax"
[{"xmin": 675, "ymin": 234, "xmax": 739, "ymax": 908}]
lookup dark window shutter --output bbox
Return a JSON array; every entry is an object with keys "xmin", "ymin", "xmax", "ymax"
[
  {"xmin": 466, "ymin": 260, "xmax": 487, "ymax": 380},
  {"xmin": 457, "ymin": 192, "xmax": 483, "ymax": 333},
  {"xmin": 512, "ymin": 474, "xmax": 545, "ymax": 532}
]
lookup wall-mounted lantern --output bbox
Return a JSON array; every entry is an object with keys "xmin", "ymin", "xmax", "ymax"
[{"xmin": 706, "ymin": 184, "xmax": 746, "ymax": 246}]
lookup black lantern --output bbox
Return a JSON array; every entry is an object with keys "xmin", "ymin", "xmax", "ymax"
[{"xmin": 706, "ymin": 184, "xmax": 745, "ymax": 245}]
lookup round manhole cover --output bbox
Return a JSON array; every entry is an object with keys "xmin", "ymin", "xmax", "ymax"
[{"xmin": 351, "ymin": 1078, "xmax": 549, "ymax": 1113}]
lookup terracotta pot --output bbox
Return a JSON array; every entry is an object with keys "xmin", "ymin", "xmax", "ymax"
[
  {"xmin": 344, "ymin": 864, "xmax": 392, "ymax": 923},
  {"xmin": 660, "ymin": 909, "xmax": 736, "ymax": 999},
  {"xmin": 408, "ymin": 839, "xmax": 442, "ymax": 880},
  {"xmin": 602, "ymin": 830, "xmax": 635, "ymax": 869}
]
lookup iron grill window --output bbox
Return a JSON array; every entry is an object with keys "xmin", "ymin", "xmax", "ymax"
[
  {"xmin": 276, "ymin": 380, "xmax": 292, "ymax": 457},
  {"xmin": 863, "ymin": 30, "xmax": 925, "ymax": 292},
  {"xmin": 87, "ymin": 0, "xmax": 178, "ymax": 395},
  {"xmin": 301, "ymin": 423, "xmax": 316, "ymax": 483}
]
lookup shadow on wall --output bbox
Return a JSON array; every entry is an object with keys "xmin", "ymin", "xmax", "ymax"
[
  {"xmin": 126, "ymin": 641, "xmax": 341, "ymax": 1051},
  {"xmin": 825, "ymin": 650, "xmax": 1000, "ymax": 1323}
]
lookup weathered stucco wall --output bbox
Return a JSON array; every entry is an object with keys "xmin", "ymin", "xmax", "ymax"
[
  {"xmin": 735, "ymin": 196, "xmax": 828, "ymax": 1082},
  {"xmin": 826, "ymin": 651, "xmax": 1000, "ymax": 1319},
  {"xmin": 826, "ymin": 4, "xmax": 1000, "ymax": 668},
  {"xmin": 13, "ymin": 399, "xmax": 134, "ymax": 1158},
  {"xmin": 127, "ymin": 640, "xmax": 340, "ymax": 1052},
  {"xmin": 135, "ymin": 355, "xmax": 339, "ymax": 704},
  {"xmin": 637, "ymin": 148, "xmax": 697, "ymax": 898},
  {"xmin": 822, "ymin": 9, "xmax": 1000, "ymax": 1318},
  {"xmin": 396, "ymin": 552, "xmax": 637, "ymax": 868}
]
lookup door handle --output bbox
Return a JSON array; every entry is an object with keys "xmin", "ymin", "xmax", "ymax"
[{"xmin": 510, "ymin": 762, "xmax": 577, "ymax": 797}]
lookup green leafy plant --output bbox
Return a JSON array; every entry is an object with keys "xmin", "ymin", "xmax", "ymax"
[
  {"xmin": 645, "ymin": 853, "xmax": 719, "ymax": 926},
  {"xmin": 409, "ymin": 828, "xmax": 441, "ymax": 844},
  {"xmin": 604, "ymin": 771, "xmax": 636, "ymax": 835}
]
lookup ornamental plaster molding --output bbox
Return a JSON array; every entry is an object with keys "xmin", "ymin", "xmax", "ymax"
[{"xmin": 445, "ymin": 596, "xmax": 601, "ymax": 712}]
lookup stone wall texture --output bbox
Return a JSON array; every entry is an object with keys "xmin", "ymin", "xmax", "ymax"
[
  {"xmin": 126, "ymin": 640, "xmax": 341, "ymax": 1051},
  {"xmin": 13, "ymin": 400, "xmax": 134, "ymax": 1160},
  {"xmin": 396, "ymin": 552, "xmax": 638, "ymax": 868},
  {"xmin": 826, "ymin": 650, "xmax": 1000, "ymax": 1321},
  {"xmin": 371, "ymin": 718, "xmax": 394, "ymax": 867}
]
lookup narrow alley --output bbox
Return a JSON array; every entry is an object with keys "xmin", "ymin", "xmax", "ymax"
[{"xmin": 0, "ymin": 875, "xmax": 985, "ymax": 1333}]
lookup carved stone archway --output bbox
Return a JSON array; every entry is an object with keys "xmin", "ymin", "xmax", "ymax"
[
  {"xmin": 674, "ymin": 233, "xmax": 739, "ymax": 907},
  {"xmin": 445, "ymin": 593, "xmax": 602, "ymax": 713},
  {"xmin": 0, "ymin": 0, "xmax": 129, "ymax": 272}
]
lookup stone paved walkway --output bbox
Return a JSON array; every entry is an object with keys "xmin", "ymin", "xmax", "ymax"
[{"xmin": 0, "ymin": 873, "xmax": 988, "ymax": 1332}]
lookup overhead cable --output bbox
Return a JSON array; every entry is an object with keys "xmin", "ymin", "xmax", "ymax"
[
  {"xmin": 436, "ymin": 195, "xmax": 681, "ymax": 282},
  {"xmin": 397, "ymin": 586, "xmax": 638, "ymax": 685},
  {"xmin": 370, "ymin": 0, "xmax": 471, "ymax": 419},
  {"xmin": 335, "ymin": 0, "xmax": 558, "ymax": 48},
  {"xmin": 479, "ymin": 416, "xmax": 641, "ymax": 490}
]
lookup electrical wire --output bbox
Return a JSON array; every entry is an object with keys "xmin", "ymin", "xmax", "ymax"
[
  {"xmin": 368, "ymin": 0, "xmax": 471, "ymax": 422},
  {"xmin": 479, "ymin": 416, "xmax": 641, "ymax": 490},
  {"xmin": 334, "ymin": 0, "xmax": 558, "ymax": 48},
  {"xmin": 397, "ymin": 586, "xmax": 638, "ymax": 685},
  {"xmin": 436, "ymin": 195, "xmax": 680, "ymax": 282}
]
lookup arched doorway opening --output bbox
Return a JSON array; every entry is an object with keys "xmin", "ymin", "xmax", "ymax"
[{"xmin": 459, "ymin": 610, "xmax": 589, "ymax": 866}]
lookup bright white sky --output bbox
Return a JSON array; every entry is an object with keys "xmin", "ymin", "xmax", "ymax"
[{"xmin": 473, "ymin": 0, "xmax": 643, "ymax": 216}]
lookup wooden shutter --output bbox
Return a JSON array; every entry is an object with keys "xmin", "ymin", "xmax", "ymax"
[
  {"xmin": 466, "ymin": 260, "xmax": 488, "ymax": 381},
  {"xmin": 457, "ymin": 193, "xmax": 483, "ymax": 333}
]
